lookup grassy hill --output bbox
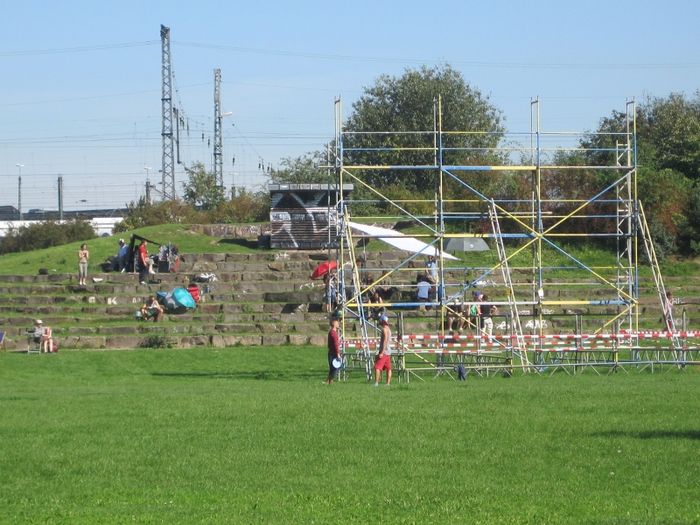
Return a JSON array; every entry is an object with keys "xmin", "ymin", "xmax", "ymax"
[
  {"xmin": 2, "ymin": 222, "xmax": 698, "ymax": 277},
  {"xmin": 0, "ymin": 224, "xmax": 258, "ymax": 276}
]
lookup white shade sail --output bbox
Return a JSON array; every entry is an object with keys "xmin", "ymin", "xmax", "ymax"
[{"xmin": 348, "ymin": 221, "xmax": 459, "ymax": 261}]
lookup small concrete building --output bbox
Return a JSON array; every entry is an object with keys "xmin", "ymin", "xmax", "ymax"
[{"xmin": 269, "ymin": 183, "xmax": 352, "ymax": 249}]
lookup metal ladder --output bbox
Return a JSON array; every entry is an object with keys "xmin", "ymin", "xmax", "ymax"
[
  {"xmin": 340, "ymin": 212, "xmax": 374, "ymax": 379},
  {"xmin": 638, "ymin": 202, "xmax": 682, "ymax": 355},
  {"xmin": 488, "ymin": 200, "xmax": 530, "ymax": 370}
]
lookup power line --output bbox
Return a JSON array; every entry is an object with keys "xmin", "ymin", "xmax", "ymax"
[
  {"xmin": 0, "ymin": 40, "xmax": 158, "ymax": 57},
  {"xmin": 174, "ymin": 40, "xmax": 700, "ymax": 70},
  {"xmin": 223, "ymin": 79, "xmax": 360, "ymax": 94},
  {"xmin": 0, "ymin": 83, "xmax": 209, "ymax": 108}
]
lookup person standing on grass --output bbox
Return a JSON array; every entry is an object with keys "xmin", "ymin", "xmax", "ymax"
[
  {"xmin": 326, "ymin": 317, "xmax": 342, "ymax": 384},
  {"xmin": 374, "ymin": 314, "xmax": 392, "ymax": 386},
  {"xmin": 78, "ymin": 243, "xmax": 89, "ymax": 286}
]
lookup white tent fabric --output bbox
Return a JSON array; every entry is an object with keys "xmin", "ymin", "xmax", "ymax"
[
  {"xmin": 444, "ymin": 237, "xmax": 489, "ymax": 252},
  {"xmin": 348, "ymin": 221, "xmax": 459, "ymax": 260}
]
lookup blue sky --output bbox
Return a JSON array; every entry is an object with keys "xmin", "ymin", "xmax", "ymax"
[{"xmin": 1, "ymin": 0, "xmax": 698, "ymax": 211}]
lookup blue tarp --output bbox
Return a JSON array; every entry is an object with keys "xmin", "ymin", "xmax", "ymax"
[
  {"xmin": 157, "ymin": 288, "xmax": 196, "ymax": 314},
  {"xmin": 172, "ymin": 287, "xmax": 196, "ymax": 309}
]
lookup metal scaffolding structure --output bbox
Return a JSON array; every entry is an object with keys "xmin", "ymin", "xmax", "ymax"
[{"xmin": 333, "ymin": 97, "xmax": 697, "ymax": 380}]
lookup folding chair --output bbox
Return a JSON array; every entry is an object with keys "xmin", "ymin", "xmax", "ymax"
[{"xmin": 26, "ymin": 331, "xmax": 42, "ymax": 353}]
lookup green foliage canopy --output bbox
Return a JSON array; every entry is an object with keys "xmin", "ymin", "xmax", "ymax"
[
  {"xmin": 344, "ymin": 64, "xmax": 504, "ymax": 192},
  {"xmin": 182, "ymin": 162, "xmax": 226, "ymax": 211},
  {"xmin": 0, "ymin": 219, "xmax": 96, "ymax": 254},
  {"xmin": 571, "ymin": 91, "xmax": 700, "ymax": 255},
  {"xmin": 269, "ymin": 151, "xmax": 329, "ymax": 185}
]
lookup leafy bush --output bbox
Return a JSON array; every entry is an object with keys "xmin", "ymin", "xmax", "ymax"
[
  {"xmin": 209, "ymin": 189, "xmax": 269, "ymax": 223},
  {"xmin": 0, "ymin": 220, "xmax": 96, "ymax": 254},
  {"xmin": 114, "ymin": 199, "xmax": 205, "ymax": 232},
  {"xmin": 140, "ymin": 335, "xmax": 172, "ymax": 349},
  {"xmin": 678, "ymin": 183, "xmax": 700, "ymax": 255},
  {"xmin": 182, "ymin": 162, "xmax": 226, "ymax": 210},
  {"xmin": 645, "ymin": 217, "xmax": 676, "ymax": 262},
  {"xmin": 115, "ymin": 191, "xmax": 269, "ymax": 232}
]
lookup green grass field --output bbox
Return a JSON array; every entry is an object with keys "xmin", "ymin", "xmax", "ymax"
[{"xmin": 1, "ymin": 347, "xmax": 698, "ymax": 524}]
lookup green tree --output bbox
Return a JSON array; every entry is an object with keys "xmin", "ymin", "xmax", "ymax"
[
  {"xmin": 578, "ymin": 92, "xmax": 700, "ymax": 254},
  {"xmin": 678, "ymin": 182, "xmax": 700, "ymax": 255},
  {"xmin": 646, "ymin": 92, "xmax": 700, "ymax": 178},
  {"xmin": 113, "ymin": 199, "xmax": 204, "ymax": 232},
  {"xmin": 269, "ymin": 151, "xmax": 330, "ymax": 184},
  {"xmin": 182, "ymin": 162, "xmax": 225, "ymax": 210},
  {"xmin": 274, "ymin": 65, "xmax": 505, "ymax": 204},
  {"xmin": 208, "ymin": 189, "xmax": 270, "ymax": 223},
  {"xmin": 582, "ymin": 92, "xmax": 700, "ymax": 178},
  {"xmin": 344, "ymin": 65, "xmax": 505, "ymax": 194},
  {"xmin": 638, "ymin": 167, "xmax": 691, "ymax": 237}
]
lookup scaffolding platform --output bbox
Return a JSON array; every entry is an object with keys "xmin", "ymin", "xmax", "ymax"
[{"xmin": 328, "ymin": 98, "xmax": 693, "ymax": 381}]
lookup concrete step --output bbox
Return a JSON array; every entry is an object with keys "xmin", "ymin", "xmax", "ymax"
[
  {"xmin": 0, "ymin": 249, "xmax": 696, "ymax": 352},
  {"xmin": 2, "ymin": 332, "xmax": 328, "ymax": 351}
]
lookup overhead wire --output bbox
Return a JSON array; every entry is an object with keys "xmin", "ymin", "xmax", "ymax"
[
  {"xmin": 174, "ymin": 40, "xmax": 700, "ymax": 70},
  {"xmin": 0, "ymin": 40, "xmax": 158, "ymax": 57},
  {"xmin": 0, "ymin": 83, "xmax": 209, "ymax": 108}
]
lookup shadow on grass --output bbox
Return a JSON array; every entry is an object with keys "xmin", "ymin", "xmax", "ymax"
[
  {"xmin": 592, "ymin": 430, "xmax": 700, "ymax": 440},
  {"xmin": 151, "ymin": 370, "xmax": 320, "ymax": 381},
  {"xmin": 216, "ymin": 238, "xmax": 258, "ymax": 249}
]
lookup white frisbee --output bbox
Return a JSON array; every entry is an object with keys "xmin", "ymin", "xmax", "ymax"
[{"xmin": 332, "ymin": 358, "xmax": 342, "ymax": 369}]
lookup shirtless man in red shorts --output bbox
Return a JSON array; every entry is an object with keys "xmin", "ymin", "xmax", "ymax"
[{"xmin": 374, "ymin": 314, "xmax": 392, "ymax": 386}]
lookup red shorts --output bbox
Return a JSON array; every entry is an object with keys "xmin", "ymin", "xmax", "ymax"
[{"xmin": 374, "ymin": 354, "xmax": 392, "ymax": 371}]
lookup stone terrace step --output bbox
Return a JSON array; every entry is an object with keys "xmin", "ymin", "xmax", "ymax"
[
  {"xmin": 2, "ymin": 249, "xmax": 698, "ymax": 351},
  {"xmin": 2, "ymin": 333, "xmax": 329, "ymax": 351}
]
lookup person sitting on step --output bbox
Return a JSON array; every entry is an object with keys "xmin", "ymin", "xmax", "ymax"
[
  {"xmin": 31, "ymin": 319, "xmax": 54, "ymax": 353},
  {"xmin": 139, "ymin": 296, "xmax": 164, "ymax": 322}
]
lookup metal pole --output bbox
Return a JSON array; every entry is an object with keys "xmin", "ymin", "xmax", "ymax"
[
  {"xmin": 334, "ymin": 97, "xmax": 344, "ymax": 336},
  {"xmin": 144, "ymin": 166, "xmax": 152, "ymax": 205},
  {"xmin": 174, "ymin": 107, "xmax": 181, "ymax": 165},
  {"xmin": 437, "ymin": 96, "xmax": 446, "ymax": 337},
  {"xmin": 58, "ymin": 175, "xmax": 63, "ymax": 221},
  {"xmin": 327, "ymin": 143, "xmax": 332, "ymax": 250},
  {"xmin": 18, "ymin": 176, "xmax": 22, "ymax": 221},
  {"xmin": 535, "ymin": 97, "xmax": 544, "ymax": 346},
  {"xmin": 630, "ymin": 99, "xmax": 639, "ymax": 335},
  {"xmin": 16, "ymin": 163, "xmax": 24, "ymax": 221}
]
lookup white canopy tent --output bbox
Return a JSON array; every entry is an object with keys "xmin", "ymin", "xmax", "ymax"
[{"xmin": 347, "ymin": 221, "xmax": 459, "ymax": 261}]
